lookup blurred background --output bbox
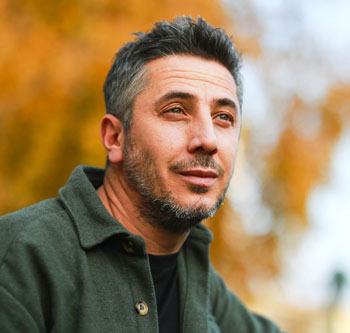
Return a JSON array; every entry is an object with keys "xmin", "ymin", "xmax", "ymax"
[{"xmin": 1, "ymin": 0, "xmax": 349, "ymax": 331}]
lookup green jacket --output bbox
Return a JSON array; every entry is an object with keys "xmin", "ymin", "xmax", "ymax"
[{"xmin": 0, "ymin": 166, "xmax": 282, "ymax": 332}]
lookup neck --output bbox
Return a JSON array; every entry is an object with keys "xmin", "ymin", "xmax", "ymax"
[{"xmin": 97, "ymin": 166, "xmax": 189, "ymax": 255}]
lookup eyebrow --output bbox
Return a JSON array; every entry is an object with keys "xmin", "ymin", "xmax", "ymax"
[
  {"xmin": 154, "ymin": 91, "xmax": 196, "ymax": 109},
  {"xmin": 214, "ymin": 98, "xmax": 238, "ymax": 115}
]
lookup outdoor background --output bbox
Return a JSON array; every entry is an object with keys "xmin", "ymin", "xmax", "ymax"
[{"xmin": 1, "ymin": 0, "xmax": 349, "ymax": 332}]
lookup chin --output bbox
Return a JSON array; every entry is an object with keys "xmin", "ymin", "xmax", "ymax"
[{"xmin": 176, "ymin": 196, "xmax": 218, "ymax": 212}]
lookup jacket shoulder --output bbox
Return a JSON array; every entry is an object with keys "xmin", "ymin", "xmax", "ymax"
[
  {"xmin": 0, "ymin": 198, "xmax": 70, "ymax": 264},
  {"xmin": 209, "ymin": 265, "xmax": 282, "ymax": 332}
]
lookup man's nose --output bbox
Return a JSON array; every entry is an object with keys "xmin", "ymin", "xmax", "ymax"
[{"xmin": 187, "ymin": 113, "xmax": 218, "ymax": 155}]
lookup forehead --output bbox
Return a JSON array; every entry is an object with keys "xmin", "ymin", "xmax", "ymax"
[{"xmin": 144, "ymin": 55, "xmax": 238, "ymax": 103}]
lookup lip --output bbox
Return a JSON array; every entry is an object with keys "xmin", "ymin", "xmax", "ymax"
[{"xmin": 178, "ymin": 169, "xmax": 218, "ymax": 187}]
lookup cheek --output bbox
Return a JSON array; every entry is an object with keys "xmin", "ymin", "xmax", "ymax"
[
  {"xmin": 219, "ymin": 131, "xmax": 239, "ymax": 152},
  {"xmin": 135, "ymin": 134, "xmax": 183, "ymax": 177},
  {"xmin": 146, "ymin": 125, "xmax": 187, "ymax": 155},
  {"xmin": 220, "ymin": 138, "xmax": 239, "ymax": 170}
]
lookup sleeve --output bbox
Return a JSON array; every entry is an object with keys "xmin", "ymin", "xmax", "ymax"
[
  {"xmin": 0, "ymin": 286, "xmax": 40, "ymax": 333},
  {"xmin": 209, "ymin": 266, "xmax": 284, "ymax": 333}
]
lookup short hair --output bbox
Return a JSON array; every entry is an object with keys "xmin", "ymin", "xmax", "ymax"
[{"xmin": 104, "ymin": 16, "xmax": 243, "ymax": 131}]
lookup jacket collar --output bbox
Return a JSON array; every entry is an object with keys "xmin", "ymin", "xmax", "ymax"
[{"xmin": 58, "ymin": 166, "xmax": 140, "ymax": 250}]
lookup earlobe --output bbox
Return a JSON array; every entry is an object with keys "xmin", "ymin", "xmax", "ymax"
[{"xmin": 100, "ymin": 114, "xmax": 125, "ymax": 164}]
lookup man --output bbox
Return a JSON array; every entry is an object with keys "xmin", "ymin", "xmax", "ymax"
[{"xmin": 0, "ymin": 17, "xmax": 282, "ymax": 332}]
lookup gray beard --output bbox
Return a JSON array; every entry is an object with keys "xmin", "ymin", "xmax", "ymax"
[
  {"xmin": 122, "ymin": 137, "xmax": 227, "ymax": 233},
  {"xmin": 134, "ymin": 185, "xmax": 224, "ymax": 233}
]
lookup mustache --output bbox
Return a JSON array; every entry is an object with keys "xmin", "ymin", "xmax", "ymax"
[{"xmin": 169, "ymin": 155, "xmax": 224, "ymax": 177}]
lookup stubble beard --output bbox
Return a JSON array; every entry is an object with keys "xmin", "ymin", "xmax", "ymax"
[{"xmin": 122, "ymin": 135, "xmax": 231, "ymax": 233}]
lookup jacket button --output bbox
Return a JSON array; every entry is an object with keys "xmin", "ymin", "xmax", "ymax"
[
  {"xmin": 135, "ymin": 301, "xmax": 148, "ymax": 316},
  {"xmin": 122, "ymin": 240, "xmax": 135, "ymax": 253}
]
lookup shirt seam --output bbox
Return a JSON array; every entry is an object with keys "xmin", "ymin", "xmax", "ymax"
[
  {"xmin": 0, "ymin": 210, "xmax": 68, "ymax": 269},
  {"xmin": 0, "ymin": 284, "xmax": 41, "ymax": 330}
]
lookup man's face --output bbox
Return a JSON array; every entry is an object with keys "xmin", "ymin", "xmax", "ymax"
[{"xmin": 122, "ymin": 55, "xmax": 241, "ymax": 232}]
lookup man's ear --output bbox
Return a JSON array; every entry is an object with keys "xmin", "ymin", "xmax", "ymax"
[{"xmin": 100, "ymin": 114, "xmax": 125, "ymax": 163}]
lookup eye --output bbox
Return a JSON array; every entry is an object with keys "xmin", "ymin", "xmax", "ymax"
[
  {"xmin": 161, "ymin": 106, "xmax": 187, "ymax": 119},
  {"xmin": 215, "ymin": 113, "xmax": 233, "ymax": 125},
  {"xmin": 166, "ymin": 107, "xmax": 184, "ymax": 114}
]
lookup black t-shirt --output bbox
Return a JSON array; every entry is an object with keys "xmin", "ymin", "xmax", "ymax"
[{"xmin": 148, "ymin": 252, "xmax": 179, "ymax": 333}]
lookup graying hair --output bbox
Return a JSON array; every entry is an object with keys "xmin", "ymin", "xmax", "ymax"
[{"xmin": 104, "ymin": 16, "xmax": 243, "ymax": 132}]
